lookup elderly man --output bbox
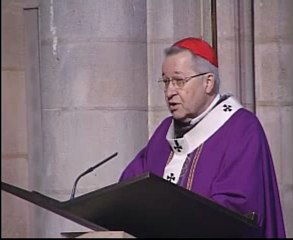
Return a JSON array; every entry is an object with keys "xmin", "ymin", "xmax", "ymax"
[{"xmin": 119, "ymin": 37, "xmax": 285, "ymax": 238}]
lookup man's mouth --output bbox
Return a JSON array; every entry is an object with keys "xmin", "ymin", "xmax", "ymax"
[{"xmin": 169, "ymin": 102, "xmax": 180, "ymax": 111}]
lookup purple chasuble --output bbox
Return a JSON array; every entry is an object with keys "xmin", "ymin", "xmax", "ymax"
[{"xmin": 119, "ymin": 108, "xmax": 286, "ymax": 238}]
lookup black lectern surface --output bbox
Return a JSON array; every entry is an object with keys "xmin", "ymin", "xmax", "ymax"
[{"xmin": 1, "ymin": 173, "xmax": 259, "ymax": 238}]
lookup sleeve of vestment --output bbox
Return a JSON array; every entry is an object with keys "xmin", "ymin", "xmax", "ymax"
[{"xmin": 210, "ymin": 113, "xmax": 285, "ymax": 237}]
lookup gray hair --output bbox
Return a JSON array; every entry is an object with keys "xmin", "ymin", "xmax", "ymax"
[{"xmin": 164, "ymin": 46, "xmax": 220, "ymax": 93}]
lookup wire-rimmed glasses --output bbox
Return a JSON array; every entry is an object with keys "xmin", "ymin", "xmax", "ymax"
[{"xmin": 158, "ymin": 72, "xmax": 209, "ymax": 90}]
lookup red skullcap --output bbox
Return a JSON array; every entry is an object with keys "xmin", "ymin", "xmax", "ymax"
[{"xmin": 172, "ymin": 37, "xmax": 218, "ymax": 67}]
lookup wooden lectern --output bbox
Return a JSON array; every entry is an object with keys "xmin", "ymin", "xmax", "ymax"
[{"xmin": 1, "ymin": 173, "xmax": 260, "ymax": 238}]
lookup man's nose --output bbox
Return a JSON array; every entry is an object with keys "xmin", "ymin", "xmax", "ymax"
[{"xmin": 165, "ymin": 82, "xmax": 178, "ymax": 99}]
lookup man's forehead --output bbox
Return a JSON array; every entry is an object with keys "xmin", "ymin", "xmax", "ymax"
[
  {"xmin": 162, "ymin": 51, "xmax": 194, "ymax": 70},
  {"xmin": 163, "ymin": 51, "xmax": 193, "ymax": 64}
]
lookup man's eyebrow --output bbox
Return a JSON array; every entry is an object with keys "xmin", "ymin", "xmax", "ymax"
[{"xmin": 162, "ymin": 71, "xmax": 184, "ymax": 77}]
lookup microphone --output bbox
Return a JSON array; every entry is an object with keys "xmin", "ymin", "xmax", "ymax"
[{"xmin": 69, "ymin": 152, "xmax": 118, "ymax": 200}]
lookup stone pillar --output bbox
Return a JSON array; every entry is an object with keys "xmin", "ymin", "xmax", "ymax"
[
  {"xmin": 33, "ymin": 0, "xmax": 148, "ymax": 237},
  {"xmin": 217, "ymin": 0, "xmax": 255, "ymax": 112},
  {"xmin": 1, "ymin": 0, "xmax": 39, "ymax": 237},
  {"xmin": 254, "ymin": 0, "xmax": 293, "ymax": 237},
  {"xmin": 147, "ymin": 0, "xmax": 213, "ymax": 135}
]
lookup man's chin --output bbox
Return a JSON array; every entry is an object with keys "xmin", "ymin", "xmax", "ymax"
[{"xmin": 171, "ymin": 114, "xmax": 190, "ymax": 123}]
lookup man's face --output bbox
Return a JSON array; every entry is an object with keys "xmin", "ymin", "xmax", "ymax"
[{"xmin": 162, "ymin": 51, "xmax": 211, "ymax": 122}]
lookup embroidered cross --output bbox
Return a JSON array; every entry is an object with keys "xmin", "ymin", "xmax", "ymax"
[
  {"xmin": 167, "ymin": 173, "xmax": 176, "ymax": 182},
  {"xmin": 223, "ymin": 104, "xmax": 232, "ymax": 112},
  {"xmin": 174, "ymin": 140, "xmax": 183, "ymax": 152}
]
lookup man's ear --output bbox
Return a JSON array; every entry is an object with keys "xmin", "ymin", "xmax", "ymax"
[{"xmin": 205, "ymin": 73, "xmax": 215, "ymax": 94}]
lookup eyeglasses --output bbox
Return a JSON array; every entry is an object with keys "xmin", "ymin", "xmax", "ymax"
[{"xmin": 158, "ymin": 72, "xmax": 209, "ymax": 90}]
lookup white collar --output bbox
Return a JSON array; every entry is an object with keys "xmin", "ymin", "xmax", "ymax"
[
  {"xmin": 166, "ymin": 95, "xmax": 243, "ymax": 154},
  {"xmin": 189, "ymin": 93, "xmax": 221, "ymax": 125}
]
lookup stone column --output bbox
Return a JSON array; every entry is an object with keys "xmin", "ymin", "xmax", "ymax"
[
  {"xmin": 1, "ymin": 0, "xmax": 39, "ymax": 237},
  {"xmin": 254, "ymin": 0, "xmax": 293, "ymax": 237},
  {"xmin": 34, "ymin": 0, "xmax": 148, "ymax": 237},
  {"xmin": 217, "ymin": 0, "xmax": 255, "ymax": 111}
]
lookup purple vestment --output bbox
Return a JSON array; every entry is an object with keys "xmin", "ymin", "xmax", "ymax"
[{"xmin": 119, "ymin": 108, "xmax": 286, "ymax": 238}]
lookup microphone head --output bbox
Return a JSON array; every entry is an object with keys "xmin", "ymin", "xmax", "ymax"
[{"xmin": 69, "ymin": 152, "xmax": 118, "ymax": 200}]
